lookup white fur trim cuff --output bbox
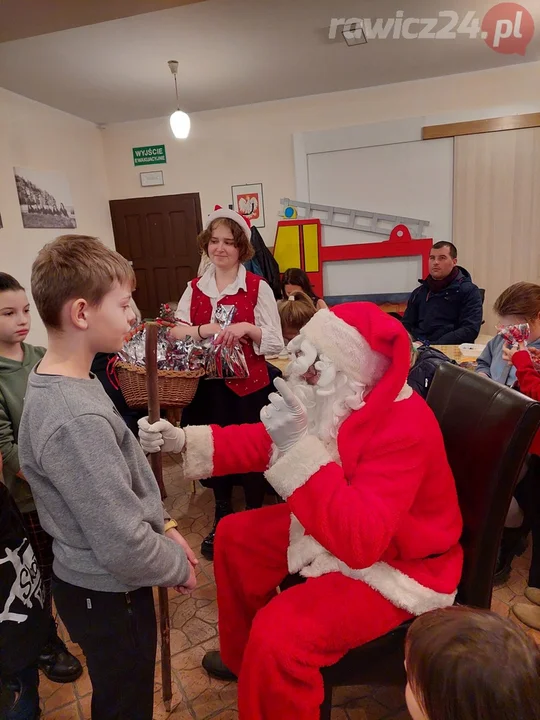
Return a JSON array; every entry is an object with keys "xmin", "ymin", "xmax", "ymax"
[
  {"xmin": 265, "ymin": 435, "xmax": 332, "ymax": 500},
  {"xmin": 182, "ymin": 425, "xmax": 214, "ymax": 482},
  {"xmin": 299, "ymin": 556, "xmax": 456, "ymax": 616},
  {"xmin": 349, "ymin": 562, "xmax": 457, "ymax": 616}
]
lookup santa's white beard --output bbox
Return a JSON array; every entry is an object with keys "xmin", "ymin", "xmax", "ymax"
[{"xmin": 285, "ymin": 339, "xmax": 367, "ymax": 452}]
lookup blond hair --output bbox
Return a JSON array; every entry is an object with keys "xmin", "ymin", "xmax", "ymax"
[
  {"xmin": 31, "ymin": 234, "xmax": 135, "ymax": 329},
  {"xmin": 278, "ymin": 291, "xmax": 316, "ymax": 335}
]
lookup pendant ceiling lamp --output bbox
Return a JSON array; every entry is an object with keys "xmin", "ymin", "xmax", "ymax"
[{"xmin": 168, "ymin": 60, "xmax": 190, "ymax": 139}]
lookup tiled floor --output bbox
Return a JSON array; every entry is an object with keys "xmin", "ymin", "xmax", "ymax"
[{"xmin": 41, "ymin": 454, "xmax": 540, "ymax": 719}]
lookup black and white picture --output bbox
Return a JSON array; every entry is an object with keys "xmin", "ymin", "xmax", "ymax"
[{"xmin": 14, "ymin": 167, "xmax": 77, "ymax": 229}]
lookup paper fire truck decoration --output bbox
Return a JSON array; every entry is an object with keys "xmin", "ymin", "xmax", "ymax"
[{"xmin": 273, "ymin": 200, "xmax": 433, "ymax": 299}]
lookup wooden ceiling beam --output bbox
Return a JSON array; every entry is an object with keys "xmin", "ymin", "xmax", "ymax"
[{"xmin": 422, "ymin": 112, "xmax": 540, "ymax": 140}]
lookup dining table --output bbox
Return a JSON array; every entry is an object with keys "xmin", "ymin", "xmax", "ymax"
[
  {"xmin": 430, "ymin": 333, "xmax": 493, "ymax": 363},
  {"xmin": 267, "ymin": 333, "xmax": 493, "ymax": 374}
]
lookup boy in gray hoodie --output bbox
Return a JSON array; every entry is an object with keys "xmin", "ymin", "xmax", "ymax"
[{"xmin": 19, "ymin": 236, "xmax": 195, "ymax": 720}]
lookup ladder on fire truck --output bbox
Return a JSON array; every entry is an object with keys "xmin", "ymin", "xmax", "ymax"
[{"xmin": 280, "ymin": 198, "xmax": 430, "ymax": 239}]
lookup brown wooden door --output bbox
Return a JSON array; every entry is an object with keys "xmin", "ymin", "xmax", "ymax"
[{"xmin": 110, "ymin": 193, "xmax": 202, "ymax": 319}]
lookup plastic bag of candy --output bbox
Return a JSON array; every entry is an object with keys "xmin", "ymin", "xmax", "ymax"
[
  {"xmin": 166, "ymin": 335, "xmax": 207, "ymax": 372},
  {"xmin": 118, "ymin": 323, "xmax": 206, "ymax": 372},
  {"xmin": 119, "ymin": 324, "xmax": 169, "ymax": 367},
  {"xmin": 204, "ymin": 305, "xmax": 249, "ymax": 380},
  {"xmin": 497, "ymin": 323, "xmax": 530, "ymax": 348}
]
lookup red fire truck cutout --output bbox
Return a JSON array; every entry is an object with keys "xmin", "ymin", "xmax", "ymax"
[{"xmin": 273, "ymin": 218, "xmax": 433, "ymax": 299}]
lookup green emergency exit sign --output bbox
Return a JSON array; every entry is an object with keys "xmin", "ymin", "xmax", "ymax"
[{"xmin": 132, "ymin": 144, "xmax": 167, "ymax": 166}]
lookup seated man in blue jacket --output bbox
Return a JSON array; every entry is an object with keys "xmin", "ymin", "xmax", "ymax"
[{"xmin": 402, "ymin": 241, "xmax": 483, "ymax": 344}]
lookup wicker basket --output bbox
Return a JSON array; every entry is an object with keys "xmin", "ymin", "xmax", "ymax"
[{"xmin": 116, "ymin": 361, "xmax": 205, "ymax": 409}]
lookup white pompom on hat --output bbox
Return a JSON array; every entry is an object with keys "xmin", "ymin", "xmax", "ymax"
[{"xmin": 205, "ymin": 205, "xmax": 252, "ymax": 243}]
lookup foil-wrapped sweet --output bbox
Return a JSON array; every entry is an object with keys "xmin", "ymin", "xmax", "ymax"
[
  {"xmin": 497, "ymin": 323, "xmax": 530, "ymax": 347},
  {"xmin": 117, "ymin": 305, "xmax": 250, "ymax": 380},
  {"xmin": 528, "ymin": 346, "xmax": 540, "ymax": 372},
  {"xmin": 204, "ymin": 305, "xmax": 249, "ymax": 380},
  {"xmin": 166, "ymin": 335, "xmax": 206, "ymax": 372},
  {"xmin": 118, "ymin": 324, "xmax": 206, "ymax": 372},
  {"xmin": 118, "ymin": 324, "xmax": 163, "ymax": 367}
]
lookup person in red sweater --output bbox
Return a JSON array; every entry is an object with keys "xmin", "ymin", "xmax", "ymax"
[
  {"xmin": 139, "ymin": 303, "xmax": 463, "ymax": 720},
  {"xmin": 503, "ymin": 338, "xmax": 540, "ymax": 630}
]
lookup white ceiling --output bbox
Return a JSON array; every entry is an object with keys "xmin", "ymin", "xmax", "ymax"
[
  {"xmin": 0, "ymin": 0, "xmax": 205, "ymax": 42},
  {"xmin": 1, "ymin": 0, "xmax": 539, "ymax": 125}
]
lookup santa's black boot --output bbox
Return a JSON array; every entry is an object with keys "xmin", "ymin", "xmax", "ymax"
[{"xmin": 201, "ymin": 500, "xmax": 234, "ymax": 561}]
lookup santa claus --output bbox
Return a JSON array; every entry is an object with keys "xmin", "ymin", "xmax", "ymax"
[{"xmin": 138, "ymin": 302, "xmax": 463, "ymax": 720}]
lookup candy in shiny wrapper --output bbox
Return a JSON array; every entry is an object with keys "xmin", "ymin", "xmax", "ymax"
[
  {"xmin": 205, "ymin": 304, "xmax": 249, "ymax": 380},
  {"xmin": 497, "ymin": 323, "xmax": 530, "ymax": 347},
  {"xmin": 166, "ymin": 336, "xmax": 207, "ymax": 372},
  {"xmin": 213, "ymin": 304, "xmax": 236, "ymax": 328},
  {"xmin": 118, "ymin": 325, "xmax": 206, "ymax": 372},
  {"xmin": 185, "ymin": 337, "xmax": 207, "ymax": 372},
  {"xmin": 529, "ymin": 347, "xmax": 540, "ymax": 373},
  {"xmin": 118, "ymin": 324, "xmax": 147, "ymax": 366}
]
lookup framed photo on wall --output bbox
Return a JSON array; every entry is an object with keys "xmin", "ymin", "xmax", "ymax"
[
  {"xmin": 231, "ymin": 183, "xmax": 265, "ymax": 228},
  {"xmin": 14, "ymin": 167, "xmax": 77, "ymax": 229}
]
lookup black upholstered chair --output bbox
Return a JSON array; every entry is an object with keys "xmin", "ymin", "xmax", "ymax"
[
  {"xmin": 283, "ymin": 363, "xmax": 540, "ymax": 719},
  {"xmin": 479, "ymin": 288, "xmax": 486, "ymax": 327}
]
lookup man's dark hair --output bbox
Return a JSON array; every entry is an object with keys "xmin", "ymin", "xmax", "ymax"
[
  {"xmin": 431, "ymin": 241, "xmax": 457, "ymax": 260},
  {"xmin": 0, "ymin": 273, "xmax": 24, "ymax": 293}
]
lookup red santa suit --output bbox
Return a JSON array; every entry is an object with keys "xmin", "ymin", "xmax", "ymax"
[{"xmin": 180, "ymin": 303, "xmax": 463, "ymax": 720}]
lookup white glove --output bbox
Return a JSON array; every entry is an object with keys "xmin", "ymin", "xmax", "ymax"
[
  {"xmin": 260, "ymin": 377, "xmax": 308, "ymax": 454},
  {"xmin": 138, "ymin": 417, "xmax": 186, "ymax": 454}
]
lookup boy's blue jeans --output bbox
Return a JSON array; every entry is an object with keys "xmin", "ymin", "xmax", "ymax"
[{"xmin": 2, "ymin": 665, "xmax": 40, "ymax": 720}]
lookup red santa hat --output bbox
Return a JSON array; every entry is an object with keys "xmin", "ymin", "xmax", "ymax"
[
  {"xmin": 205, "ymin": 205, "xmax": 252, "ymax": 243},
  {"xmin": 300, "ymin": 302, "xmax": 412, "ymax": 444}
]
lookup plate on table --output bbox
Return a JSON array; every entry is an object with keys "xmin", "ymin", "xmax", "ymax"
[{"xmin": 459, "ymin": 343, "xmax": 485, "ymax": 359}]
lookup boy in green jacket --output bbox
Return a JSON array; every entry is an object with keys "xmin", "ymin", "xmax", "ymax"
[{"xmin": 0, "ymin": 272, "xmax": 81, "ymax": 683}]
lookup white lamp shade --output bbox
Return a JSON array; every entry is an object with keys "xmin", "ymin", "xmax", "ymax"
[{"xmin": 170, "ymin": 110, "xmax": 191, "ymax": 139}]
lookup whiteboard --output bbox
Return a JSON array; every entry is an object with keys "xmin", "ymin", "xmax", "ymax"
[
  {"xmin": 324, "ymin": 256, "xmax": 423, "ymax": 297},
  {"xmin": 307, "ymin": 138, "xmax": 454, "ymax": 296}
]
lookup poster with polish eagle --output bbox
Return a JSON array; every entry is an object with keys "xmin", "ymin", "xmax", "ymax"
[{"xmin": 231, "ymin": 183, "xmax": 265, "ymax": 228}]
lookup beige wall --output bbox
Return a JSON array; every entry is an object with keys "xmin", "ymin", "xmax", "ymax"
[
  {"xmin": 1, "ymin": 62, "xmax": 539, "ymax": 347},
  {"xmin": 0, "ymin": 87, "xmax": 113, "ymax": 346},
  {"xmin": 102, "ymin": 62, "xmax": 540, "ymax": 247},
  {"xmin": 454, "ymin": 127, "xmax": 540, "ymax": 334}
]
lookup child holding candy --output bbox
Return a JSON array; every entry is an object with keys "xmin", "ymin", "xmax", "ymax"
[
  {"xmin": 476, "ymin": 283, "xmax": 540, "ymax": 611},
  {"xmin": 501, "ymin": 300, "xmax": 540, "ymax": 630},
  {"xmin": 476, "ymin": 282, "xmax": 540, "ymax": 386}
]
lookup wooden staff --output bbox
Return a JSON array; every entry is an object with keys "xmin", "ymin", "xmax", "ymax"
[{"xmin": 145, "ymin": 321, "xmax": 173, "ymax": 712}]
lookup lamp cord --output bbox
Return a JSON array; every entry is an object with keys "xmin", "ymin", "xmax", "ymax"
[{"xmin": 174, "ymin": 73, "xmax": 180, "ymax": 111}]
